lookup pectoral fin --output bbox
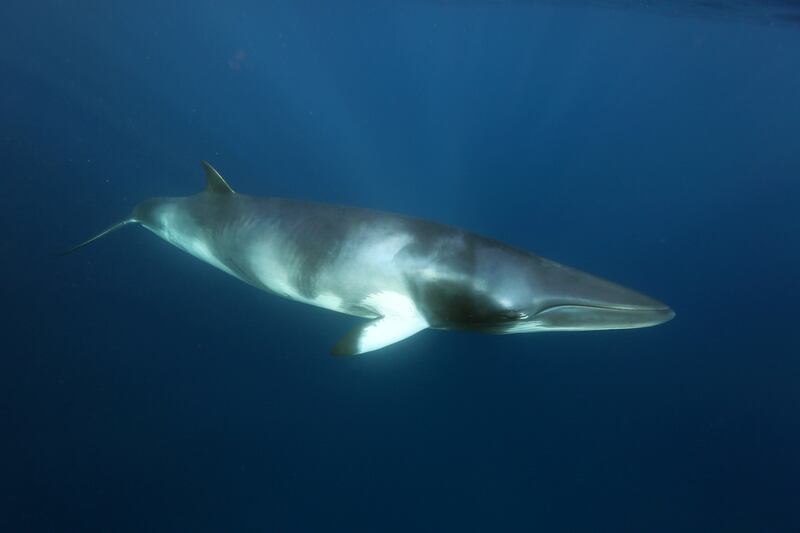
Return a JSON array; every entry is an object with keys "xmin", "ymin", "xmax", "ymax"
[{"xmin": 331, "ymin": 315, "xmax": 427, "ymax": 356}]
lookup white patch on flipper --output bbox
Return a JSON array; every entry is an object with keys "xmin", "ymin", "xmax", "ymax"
[
  {"xmin": 356, "ymin": 291, "xmax": 428, "ymax": 354},
  {"xmin": 361, "ymin": 291, "xmax": 420, "ymax": 317}
]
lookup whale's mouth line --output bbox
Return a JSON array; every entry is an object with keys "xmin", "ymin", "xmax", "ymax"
[{"xmin": 535, "ymin": 303, "xmax": 673, "ymax": 315}]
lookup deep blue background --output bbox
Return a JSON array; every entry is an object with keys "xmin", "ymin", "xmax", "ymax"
[{"xmin": 2, "ymin": 1, "xmax": 800, "ymax": 531}]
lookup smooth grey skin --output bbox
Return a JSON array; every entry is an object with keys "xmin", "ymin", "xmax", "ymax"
[{"xmin": 67, "ymin": 162, "xmax": 674, "ymax": 355}]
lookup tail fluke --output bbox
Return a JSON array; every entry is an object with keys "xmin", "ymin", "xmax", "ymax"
[{"xmin": 60, "ymin": 219, "xmax": 135, "ymax": 256}]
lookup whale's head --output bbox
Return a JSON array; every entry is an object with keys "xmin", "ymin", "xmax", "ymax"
[{"xmin": 502, "ymin": 256, "xmax": 674, "ymax": 333}]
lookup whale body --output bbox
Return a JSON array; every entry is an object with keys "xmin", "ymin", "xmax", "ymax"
[{"xmin": 67, "ymin": 162, "xmax": 674, "ymax": 355}]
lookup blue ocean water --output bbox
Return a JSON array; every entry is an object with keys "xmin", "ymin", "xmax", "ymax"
[{"xmin": 2, "ymin": 1, "xmax": 800, "ymax": 531}]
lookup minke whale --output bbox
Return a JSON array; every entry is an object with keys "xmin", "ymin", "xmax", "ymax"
[{"xmin": 66, "ymin": 162, "xmax": 674, "ymax": 355}]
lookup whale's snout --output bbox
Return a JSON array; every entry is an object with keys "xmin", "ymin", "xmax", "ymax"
[
  {"xmin": 532, "ymin": 301, "xmax": 674, "ymax": 331},
  {"xmin": 510, "ymin": 259, "xmax": 675, "ymax": 332}
]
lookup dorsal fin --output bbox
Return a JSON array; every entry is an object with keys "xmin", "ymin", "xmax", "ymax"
[{"xmin": 201, "ymin": 161, "xmax": 235, "ymax": 194}]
